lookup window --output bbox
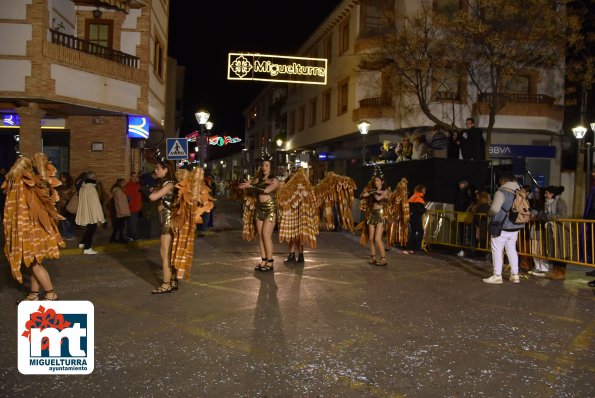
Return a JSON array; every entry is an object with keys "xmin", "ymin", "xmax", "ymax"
[
  {"xmin": 321, "ymin": 89, "xmax": 331, "ymax": 122},
  {"xmin": 339, "ymin": 20, "xmax": 350, "ymax": 54},
  {"xmin": 361, "ymin": 0, "xmax": 390, "ymax": 36},
  {"xmin": 501, "ymin": 74, "xmax": 531, "ymax": 94},
  {"xmin": 308, "ymin": 97, "xmax": 317, "ymax": 127},
  {"xmin": 298, "ymin": 105, "xmax": 305, "ymax": 131},
  {"xmin": 433, "ymin": 67, "xmax": 465, "ymax": 101},
  {"xmin": 153, "ymin": 34, "xmax": 165, "ymax": 80},
  {"xmin": 86, "ymin": 19, "xmax": 113, "ymax": 50},
  {"xmin": 288, "ymin": 110, "xmax": 296, "ymax": 136},
  {"xmin": 337, "ymin": 79, "xmax": 349, "ymax": 115},
  {"xmin": 324, "ymin": 36, "xmax": 333, "ymax": 64}
]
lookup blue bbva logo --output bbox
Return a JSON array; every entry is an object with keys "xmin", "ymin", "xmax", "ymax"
[{"xmin": 18, "ymin": 301, "xmax": 94, "ymax": 375}]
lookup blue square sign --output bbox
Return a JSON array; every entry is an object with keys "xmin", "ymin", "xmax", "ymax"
[{"xmin": 166, "ymin": 138, "xmax": 188, "ymax": 160}]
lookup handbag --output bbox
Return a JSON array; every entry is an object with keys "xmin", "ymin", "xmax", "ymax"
[
  {"xmin": 65, "ymin": 192, "xmax": 79, "ymax": 214},
  {"xmin": 488, "ymin": 219, "xmax": 504, "ymax": 237}
]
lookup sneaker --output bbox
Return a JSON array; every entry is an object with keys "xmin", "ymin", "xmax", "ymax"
[
  {"xmin": 510, "ymin": 274, "xmax": 520, "ymax": 284},
  {"xmin": 483, "ymin": 275, "xmax": 503, "ymax": 284},
  {"xmin": 528, "ymin": 270, "xmax": 546, "ymax": 277},
  {"xmin": 78, "ymin": 244, "xmax": 85, "ymax": 249},
  {"xmin": 457, "ymin": 250, "xmax": 465, "ymax": 257},
  {"xmin": 585, "ymin": 269, "xmax": 595, "ymax": 277},
  {"xmin": 83, "ymin": 248, "xmax": 98, "ymax": 255}
]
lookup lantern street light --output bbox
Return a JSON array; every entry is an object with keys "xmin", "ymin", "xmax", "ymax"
[
  {"xmin": 357, "ymin": 120, "xmax": 371, "ymax": 165},
  {"xmin": 572, "ymin": 123, "xmax": 594, "ymax": 203},
  {"xmin": 194, "ymin": 110, "xmax": 212, "ymax": 169}
]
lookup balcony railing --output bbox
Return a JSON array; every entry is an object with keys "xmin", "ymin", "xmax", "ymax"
[
  {"xmin": 478, "ymin": 93, "xmax": 555, "ymax": 105},
  {"xmin": 359, "ymin": 97, "xmax": 392, "ymax": 107},
  {"xmin": 50, "ymin": 29, "xmax": 139, "ymax": 69}
]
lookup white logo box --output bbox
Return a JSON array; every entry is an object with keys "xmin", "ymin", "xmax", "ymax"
[{"xmin": 18, "ymin": 301, "xmax": 94, "ymax": 375}]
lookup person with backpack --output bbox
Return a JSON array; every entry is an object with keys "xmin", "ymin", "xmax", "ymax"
[{"xmin": 483, "ymin": 171, "xmax": 524, "ymax": 284}]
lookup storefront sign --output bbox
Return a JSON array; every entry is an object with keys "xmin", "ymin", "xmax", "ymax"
[
  {"xmin": 489, "ymin": 144, "xmax": 555, "ymax": 158},
  {"xmin": 228, "ymin": 53, "xmax": 327, "ymax": 85},
  {"xmin": 127, "ymin": 116, "xmax": 149, "ymax": 139}
]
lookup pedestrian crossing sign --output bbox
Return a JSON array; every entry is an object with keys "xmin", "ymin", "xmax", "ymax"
[{"xmin": 166, "ymin": 138, "xmax": 188, "ymax": 160}]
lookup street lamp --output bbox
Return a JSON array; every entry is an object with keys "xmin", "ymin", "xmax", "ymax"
[
  {"xmin": 357, "ymin": 120, "xmax": 371, "ymax": 165},
  {"xmin": 572, "ymin": 123, "xmax": 594, "ymax": 203},
  {"xmin": 276, "ymin": 138, "xmax": 283, "ymax": 148},
  {"xmin": 194, "ymin": 110, "xmax": 211, "ymax": 169}
]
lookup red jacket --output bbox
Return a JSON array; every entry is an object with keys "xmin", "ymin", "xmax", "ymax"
[{"xmin": 123, "ymin": 181, "xmax": 142, "ymax": 213}]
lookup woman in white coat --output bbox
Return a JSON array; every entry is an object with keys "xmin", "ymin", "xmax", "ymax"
[{"xmin": 75, "ymin": 171, "xmax": 105, "ymax": 254}]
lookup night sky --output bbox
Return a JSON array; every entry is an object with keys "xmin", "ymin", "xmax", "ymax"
[{"xmin": 168, "ymin": 1, "xmax": 341, "ymax": 156}]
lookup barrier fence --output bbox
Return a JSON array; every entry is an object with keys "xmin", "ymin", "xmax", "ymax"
[{"xmin": 424, "ymin": 209, "xmax": 595, "ymax": 268}]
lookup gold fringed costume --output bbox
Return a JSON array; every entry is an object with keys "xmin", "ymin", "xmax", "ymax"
[
  {"xmin": 170, "ymin": 168, "xmax": 214, "ymax": 280},
  {"xmin": 314, "ymin": 172, "xmax": 356, "ymax": 232},
  {"xmin": 386, "ymin": 178, "xmax": 410, "ymax": 248},
  {"xmin": 242, "ymin": 194, "xmax": 257, "ymax": 241},
  {"xmin": 241, "ymin": 179, "xmax": 277, "ymax": 240},
  {"xmin": 2, "ymin": 154, "xmax": 65, "ymax": 283},
  {"xmin": 356, "ymin": 185, "xmax": 390, "ymax": 247},
  {"xmin": 278, "ymin": 169, "xmax": 319, "ymax": 249}
]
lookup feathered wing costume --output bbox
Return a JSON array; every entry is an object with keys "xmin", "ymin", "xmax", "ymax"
[
  {"xmin": 169, "ymin": 168, "xmax": 214, "ymax": 280},
  {"xmin": 2, "ymin": 154, "xmax": 65, "ymax": 283},
  {"xmin": 314, "ymin": 171, "xmax": 356, "ymax": 232},
  {"xmin": 278, "ymin": 169, "xmax": 319, "ymax": 249},
  {"xmin": 386, "ymin": 178, "xmax": 410, "ymax": 248}
]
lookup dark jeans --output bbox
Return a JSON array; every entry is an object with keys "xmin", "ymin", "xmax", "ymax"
[
  {"xmin": 407, "ymin": 221, "xmax": 424, "ymax": 251},
  {"xmin": 81, "ymin": 223, "xmax": 98, "ymax": 249},
  {"xmin": 127, "ymin": 212, "xmax": 139, "ymax": 238},
  {"xmin": 111, "ymin": 217, "xmax": 128, "ymax": 241}
]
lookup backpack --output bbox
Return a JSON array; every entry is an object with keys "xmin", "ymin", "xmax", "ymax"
[{"xmin": 508, "ymin": 188, "xmax": 531, "ymax": 224}]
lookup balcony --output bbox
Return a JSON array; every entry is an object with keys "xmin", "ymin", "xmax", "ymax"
[
  {"xmin": 50, "ymin": 29, "xmax": 139, "ymax": 68},
  {"xmin": 353, "ymin": 96, "xmax": 394, "ymax": 121},
  {"xmin": 474, "ymin": 93, "xmax": 563, "ymax": 121},
  {"xmin": 43, "ymin": 29, "xmax": 146, "ymax": 84}
]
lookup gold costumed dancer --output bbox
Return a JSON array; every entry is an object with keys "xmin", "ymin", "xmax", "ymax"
[
  {"xmin": 2, "ymin": 153, "xmax": 65, "ymax": 301},
  {"xmin": 315, "ymin": 171, "xmax": 357, "ymax": 233},
  {"xmin": 386, "ymin": 177, "xmax": 410, "ymax": 250},
  {"xmin": 278, "ymin": 165, "xmax": 319, "ymax": 265},
  {"xmin": 170, "ymin": 167, "xmax": 214, "ymax": 281},
  {"xmin": 239, "ymin": 148, "xmax": 280, "ymax": 272},
  {"xmin": 357, "ymin": 165, "xmax": 389, "ymax": 266}
]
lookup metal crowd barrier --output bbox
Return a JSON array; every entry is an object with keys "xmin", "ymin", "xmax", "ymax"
[{"xmin": 423, "ymin": 209, "xmax": 595, "ymax": 267}]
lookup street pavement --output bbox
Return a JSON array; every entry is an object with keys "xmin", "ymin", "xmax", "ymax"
[{"xmin": 0, "ymin": 199, "xmax": 593, "ymax": 397}]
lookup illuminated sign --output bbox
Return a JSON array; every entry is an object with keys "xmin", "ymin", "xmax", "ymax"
[
  {"xmin": 208, "ymin": 136, "xmax": 242, "ymax": 146},
  {"xmin": 127, "ymin": 116, "xmax": 149, "ymax": 139},
  {"xmin": 228, "ymin": 52, "xmax": 327, "ymax": 85},
  {"xmin": 2, "ymin": 114, "xmax": 20, "ymax": 127}
]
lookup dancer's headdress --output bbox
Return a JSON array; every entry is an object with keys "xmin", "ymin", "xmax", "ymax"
[
  {"xmin": 258, "ymin": 147, "xmax": 273, "ymax": 162},
  {"xmin": 372, "ymin": 164, "xmax": 384, "ymax": 180}
]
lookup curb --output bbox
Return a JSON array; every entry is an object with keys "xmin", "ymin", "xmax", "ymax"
[{"xmin": 60, "ymin": 238, "xmax": 161, "ymax": 256}]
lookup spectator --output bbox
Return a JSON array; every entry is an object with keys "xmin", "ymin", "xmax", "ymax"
[
  {"xmin": 460, "ymin": 117, "xmax": 486, "ymax": 160},
  {"xmin": 109, "ymin": 178, "xmax": 130, "ymax": 243},
  {"xmin": 403, "ymin": 184, "xmax": 427, "ymax": 254},
  {"xmin": 483, "ymin": 170, "xmax": 524, "ymax": 284},
  {"xmin": 75, "ymin": 171, "xmax": 105, "ymax": 254},
  {"xmin": 538, "ymin": 186, "xmax": 569, "ymax": 280},
  {"xmin": 124, "ymin": 171, "xmax": 142, "ymax": 241},
  {"xmin": 55, "ymin": 172, "xmax": 77, "ymax": 240},
  {"xmin": 471, "ymin": 190, "xmax": 491, "ymax": 258},
  {"xmin": 397, "ymin": 136, "xmax": 413, "ymax": 161},
  {"xmin": 528, "ymin": 187, "xmax": 549, "ymax": 277},
  {"xmin": 454, "ymin": 180, "xmax": 471, "ymax": 257},
  {"xmin": 517, "ymin": 184, "xmax": 534, "ymax": 271},
  {"xmin": 411, "ymin": 131, "xmax": 429, "ymax": 160},
  {"xmin": 447, "ymin": 131, "xmax": 460, "ymax": 159},
  {"xmin": 429, "ymin": 127, "xmax": 449, "ymax": 158}
]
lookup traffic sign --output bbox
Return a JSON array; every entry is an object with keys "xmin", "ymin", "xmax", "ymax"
[{"xmin": 166, "ymin": 138, "xmax": 188, "ymax": 160}]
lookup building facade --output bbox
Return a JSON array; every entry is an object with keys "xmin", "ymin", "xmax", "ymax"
[
  {"xmin": 242, "ymin": 0, "xmax": 565, "ymax": 190},
  {"xmin": 0, "ymin": 0, "xmax": 171, "ymax": 186}
]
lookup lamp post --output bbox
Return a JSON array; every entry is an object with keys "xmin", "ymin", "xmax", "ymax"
[
  {"xmin": 572, "ymin": 123, "xmax": 594, "ymax": 204},
  {"xmin": 194, "ymin": 110, "xmax": 212, "ymax": 169},
  {"xmin": 357, "ymin": 120, "xmax": 371, "ymax": 166}
]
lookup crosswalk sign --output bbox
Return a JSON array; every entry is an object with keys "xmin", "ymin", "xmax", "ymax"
[{"xmin": 166, "ymin": 138, "xmax": 188, "ymax": 160}]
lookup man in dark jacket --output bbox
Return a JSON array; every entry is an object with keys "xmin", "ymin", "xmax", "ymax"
[
  {"xmin": 454, "ymin": 180, "xmax": 471, "ymax": 256},
  {"xmin": 460, "ymin": 118, "xmax": 486, "ymax": 160}
]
